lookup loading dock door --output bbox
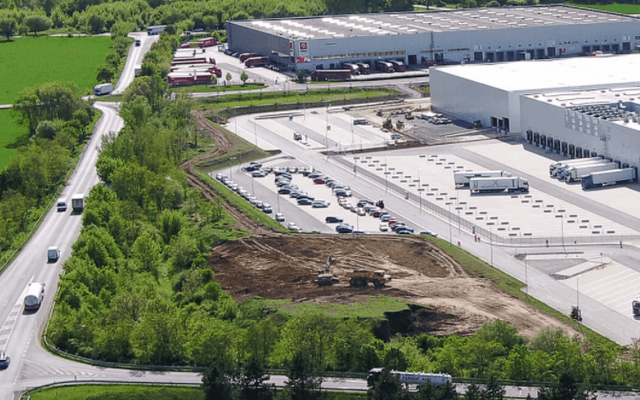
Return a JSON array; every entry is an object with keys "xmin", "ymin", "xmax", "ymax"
[
  {"xmin": 536, "ymin": 49, "xmax": 545, "ymax": 59},
  {"xmin": 491, "ymin": 117, "xmax": 498, "ymax": 128},
  {"xmin": 503, "ymin": 118, "xmax": 510, "ymax": 132},
  {"xmin": 496, "ymin": 52, "xmax": 504, "ymax": 62},
  {"xmin": 408, "ymin": 55, "xmax": 417, "ymax": 65},
  {"xmin": 485, "ymin": 52, "xmax": 494, "ymax": 62},
  {"xmin": 623, "ymin": 42, "xmax": 631, "ymax": 52},
  {"xmin": 474, "ymin": 52, "xmax": 483, "ymax": 62},
  {"xmin": 547, "ymin": 47, "xmax": 556, "ymax": 57}
]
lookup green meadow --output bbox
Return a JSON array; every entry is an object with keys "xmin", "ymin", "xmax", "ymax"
[
  {"xmin": 0, "ymin": 36, "xmax": 112, "ymax": 104},
  {"xmin": 0, "ymin": 110, "xmax": 27, "ymax": 171}
]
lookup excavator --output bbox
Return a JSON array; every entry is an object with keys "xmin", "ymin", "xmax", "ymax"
[{"xmin": 314, "ymin": 256, "xmax": 339, "ymax": 286}]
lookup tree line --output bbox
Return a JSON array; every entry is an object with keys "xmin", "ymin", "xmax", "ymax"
[
  {"xmin": 0, "ymin": 0, "xmax": 412, "ymax": 38},
  {"xmin": 0, "ymin": 81, "xmax": 95, "ymax": 266}
]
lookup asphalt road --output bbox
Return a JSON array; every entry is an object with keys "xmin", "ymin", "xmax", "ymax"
[
  {"xmin": 113, "ymin": 32, "xmax": 159, "ymax": 95},
  {"xmin": 0, "ymin": 102, "xmax": 123, "ymax": 400}
]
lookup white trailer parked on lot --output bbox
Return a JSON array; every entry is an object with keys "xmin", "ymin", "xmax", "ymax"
[
  {"xmin": 563, "ymin": 162, "xmax": 617, "ymax": 182},
  {"xmin": 555, "ymin": 159, "xmax": 609, "ymax": 179},
  {"xmin": 454, "ymin": 170, "xmax": 511, "ymax": 187},
  {"xmin": 147, "ymin": 25, "xmax": 166, "ymax": 35},
  {"xmin": 582, "ymin": 168, "xmax": 637, "ymax": 189},
  {"xmin": 469, "ymin": 177, "xmax": 529, "ymax": 194},
  {"xmin": 549, "ymin": 157, "xmax": 602, "ymax": 176}
]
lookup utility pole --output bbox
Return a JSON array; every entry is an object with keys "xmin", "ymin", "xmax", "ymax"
[{"xmin": 490, "ymin": 226, "xmax": 494, "ymax": 267}]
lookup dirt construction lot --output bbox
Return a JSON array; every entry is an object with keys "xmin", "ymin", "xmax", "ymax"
[{"xmin": 209, "ymin": 234, "xmax": 578, "ymax": 339}]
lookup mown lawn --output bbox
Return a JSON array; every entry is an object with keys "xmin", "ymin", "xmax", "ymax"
[
  {"xmin": 0, "ymin": 36, "xmax": 111, "ymax": 104},
  {"xmin": 27, "ymin": 384, "xmax": 368, "ymax": 399},
  {"xmin": 567, "ymin": 2, "xmax": 640, "ymax": 13},
  {"xmin": 0, "ymin": 110, "xmax": 27, "ymax": 171},
  {"xmin": 195, "ymin": 88, "xmax": 399, "ymax": 110},
  {"xmin": 172, "ymin": 83, "xmax": 267, "ymax": 93}
]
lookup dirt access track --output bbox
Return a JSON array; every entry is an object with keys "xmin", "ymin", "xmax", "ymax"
[
  {"xmin": 188, "ymin": 110, "xmax": 578, "ymax": 339},
  {"xmin": 209, "ymin": 234, "xmax": 578, "ymax": 339}
]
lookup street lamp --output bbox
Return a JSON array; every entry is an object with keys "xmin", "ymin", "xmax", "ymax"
[
  {"xmin": 229, "ymin": 157, "xmax": 236, "ymax": 180},
  {"xmin": 490, "ymin": 225, "xmax": 494, "ymax": 267}
]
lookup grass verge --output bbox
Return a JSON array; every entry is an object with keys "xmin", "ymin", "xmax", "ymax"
[
  {"xmin": 172, "ymin": 83, "xmax": 267, "ymax": 94},
  {"xmin": 567, "ymin": 2, "xmax": 640, "ymax": 13},
  {"xmin": 195, "ymin": 88, "xmax": 399, "ymax": 110},
  {"xmin": 0, "ymin": 36, "xmax": 112, "ymax": 103},
  {"xmin": 26, "ymin": 384, "xmax": 368, "ymax": 399},
  {"xmin": 198, "ymin": 173, "xmax": 288, "ymax": 233},
  {"xmin": 424, "ymin": 236, "xmax": 615, "ymax": 344},
  {"xmin": 265, "ymin": 295, "xmax": 413, "ymax": 319}
]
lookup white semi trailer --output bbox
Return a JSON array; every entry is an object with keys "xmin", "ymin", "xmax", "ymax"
[
  {"xmin": 453, "ymin": 170, "xmax": 511, "ymax": 187},
  {"xmin": 549, "ymin": 157, "xmax": 602, "ymax": 176},
  {"xmin": 563, "ymin": 162, "xmax": 617, "ymax": 182},
  {"xmin": 582, "ymin": 168, "xmax": 637, "ymax": 189},
  {"xmin": 469, "ymin": 177, "xmax": 529, "ymax": 194},
  {"xmin": 556, "ymin": 159, "xmax": 609, "ymax": 179}
]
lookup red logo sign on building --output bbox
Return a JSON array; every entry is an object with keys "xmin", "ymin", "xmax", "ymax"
[{"xmin": 300, "ymin": 42, "xmax": 308, "ymax": 50}]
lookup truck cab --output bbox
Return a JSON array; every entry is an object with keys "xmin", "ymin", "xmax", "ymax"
[
  {"xmin": 47, "ymin": 247, "xmax": 60, "ymax": 263},
  {"xmin": 135, "ymin": 39, "xmax": 141, "ymax": 46}
]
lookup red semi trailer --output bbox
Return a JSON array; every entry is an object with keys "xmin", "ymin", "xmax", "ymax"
[{"xmin": 198, "ymin": 38, "xmax": 217, "ymax": 48}]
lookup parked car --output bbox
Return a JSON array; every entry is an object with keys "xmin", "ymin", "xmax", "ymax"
[
  {"xmin": 278, "ymin": 188, "xmax": 291, "ymax": 194},
  {"xmin": 379, "ymin": 223, "xmax": 389, "ymax": 232},
  {"xmin": 312, "ymin": 200, "xmax": 330, "ymax": 208},
  {"xmin": 297, "ymin": 198, "xmax": 313, "ymax": 206},
  {"xmin": 335, "ymin": 189, "xmax": 352, "ymax": 197},
  {"xmin": 275, "ymin": 213, "xmax": 285, "ymax": 222},
  {"xmin": 335, "ymin": 224, "xmax": 354, "ymax": 233},
  {"xmin": 297, "ymin": 195, "xmax": 314, "ymax": 201},
  {"xmin": 287, "ymin": 222, "xmax": 302, "ymax": 232},
  {"xmin": 313, "ymin": 178, "xmax": 326, "ymax": 184},
  {"xmin": 325, "ymin": 216, "xmax": 343, "ymax": 223},
  {"xmin": 262, "ymin": 204, "xmax": 273, "ymax": 213},
  {"xmin": 356, "ymin": 208, "xmax": 366, "ymax": 216},
  {"xmin": 357, "ymin": 199, "xmax": 373, "ymax": 208},
  {"xmin": 252, "ymin": 171, "xmax": 266, "ymax": 177},
  {"xmin": 395, "ymin": 226, "xmax": 415, "ymax": 234},
  {"xmin": 255, "ymin": 201, "xmax": 264, "ymax": 209},
  {"xmin": 419, "ymin": 230, "xmax": 438, "ymax": 238},
  {"xmin": 380, "ymin": 214, "xmax": 392, "ymax": 222},
  {"xmin": 309, "ymin": 172, "xmax": 323, "ymax": 179},
  {"xmin": 276, "ymin": 180, "xmax": 291, "ymax": 187},
  {"xmin": 352, "ymin": 230, "xmax": 367, "ymax": 235}
]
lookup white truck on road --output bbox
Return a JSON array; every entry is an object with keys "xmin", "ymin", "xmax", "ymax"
[
  {"xmin": 582, "ymin": 168, "xmax": 637, "ymax": 189},
  {"xmin": 454, "ymin": 170, "xmax": 511, "ymax": 187},
  {"xmin": 24, "ymin": 282, "xmax": 45, "ymax": 311},
  {"xmin": 469, "ymin": 177, "xmax": 529, "ymax": 194},
  {"xmin": 563, "ymin": 162, "xmax": 617, "ymax": 182},
  {"xmin": 93, "ymin": 83, "xmax": 113, "ymax": 96},
  {"xmin": 71, "ymin": 194, "xmax": 85, "ymax": 213}
]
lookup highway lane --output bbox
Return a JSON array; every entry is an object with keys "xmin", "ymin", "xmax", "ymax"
[
  {"xmin": 113, "ymin": 33, "xmax": 159, "ymax": 95},
  {"xmin": 0, "ymin": 103, "xmax": 122, "ymax": 400}
]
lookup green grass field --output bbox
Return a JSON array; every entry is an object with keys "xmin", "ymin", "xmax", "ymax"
[
  {"xmin": 0, "ymin": 36, "xmax": 112, "ymax": 104},
  {"xmin": 27, "ymin": 384, "xmax": 368, "ymax": 399},
  {"xmin": 568, "ymin": 2, "xmax": 640, "ymax": 13},
  {"xmin": 0, "ymin": 110, "xmax": 27, "ymax": 171},
  {"xmin": 195, "ymin": 88, "xmax": 399, "ymax": 110},
  {"xmin": 266, "ymin": 296, "xmax": 413, "ymax": 319}
]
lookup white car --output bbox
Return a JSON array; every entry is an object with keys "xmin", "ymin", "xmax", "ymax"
[
  {"xmin": 312, "ymin": 200, "xmax": 330, "ymax": 208},
  {"xmin": 379, "ymin": 223, "xmax": 389, "ymax": 232},
  {"xmin": 287, "ymin": 222, "xmax": 301, "ymax": 231},
  {"xmin": 275, "ymin": 213, "xmax": 285, "ymax": 222}
]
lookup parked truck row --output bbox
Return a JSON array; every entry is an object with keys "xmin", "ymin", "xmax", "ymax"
[
  {"xmin": 469, "ymin": 177, "xmax": 529, "ymax": 194},
  {"xmin": 550, "ymin": 158, "xmax": 637, "ymax": 189}
]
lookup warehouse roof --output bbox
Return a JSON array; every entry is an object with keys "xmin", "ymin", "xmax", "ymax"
[
  {"xmin": 434, "ymin": 53, "xmax": 640, "ymax": 92},
  {"xmin": 231, "ymin": 5, "xmax": 638, "ymax": 39}
]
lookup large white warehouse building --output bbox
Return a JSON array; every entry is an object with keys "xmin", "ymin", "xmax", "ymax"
[
  {"xmin": 430, "ymin": 53, "xmax": 640, "ymax": 169},
  {"xmin": 227, "ymin": 5, "xmax": 640, "ymax": 72}
]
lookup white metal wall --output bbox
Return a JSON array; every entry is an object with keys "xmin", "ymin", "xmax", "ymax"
[
  {"xmin": 520, "ymin": 96, "xmax": 640, "ymax": 168},
  {"xmin": 430, "ymin": 67, "xmax": 510, "ymax": 129}
]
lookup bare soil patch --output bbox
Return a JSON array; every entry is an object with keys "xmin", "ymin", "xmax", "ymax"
[{"xmin": 209, "ymin": 234, "xmax": 578, "ymax": 339}]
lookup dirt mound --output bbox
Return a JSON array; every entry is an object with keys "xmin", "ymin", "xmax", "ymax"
[{"xmin": 209, "ymin": 234, "xmax": 578, "ymax": 339}]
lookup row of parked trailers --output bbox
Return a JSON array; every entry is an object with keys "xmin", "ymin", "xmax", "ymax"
[
  {"xmin": 453, "ymin": 170, "xmax": 529, "ymax": 194},
  {"xmin": 167, "ymin": 51, "xmax": 222, "ymax": 86},
  {"xmin": 310, "ymin": 60, "xmax": 406, "ymax": 81},
  {"xmin": 549, "ymin": 158, "xmax": 637, "ymax": 189}
]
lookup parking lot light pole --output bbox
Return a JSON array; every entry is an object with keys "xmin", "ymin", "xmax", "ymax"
[
  {"xmin": 448, "ymin": 203, "xmax": 452, "ymax": 243},
  {"xmin": 229, "ymin": 157, "xmax": 236, "ymax": 180},
  {"xmin": 490, "ymin": 226, "xmax": 494, "ymax": 267}
]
